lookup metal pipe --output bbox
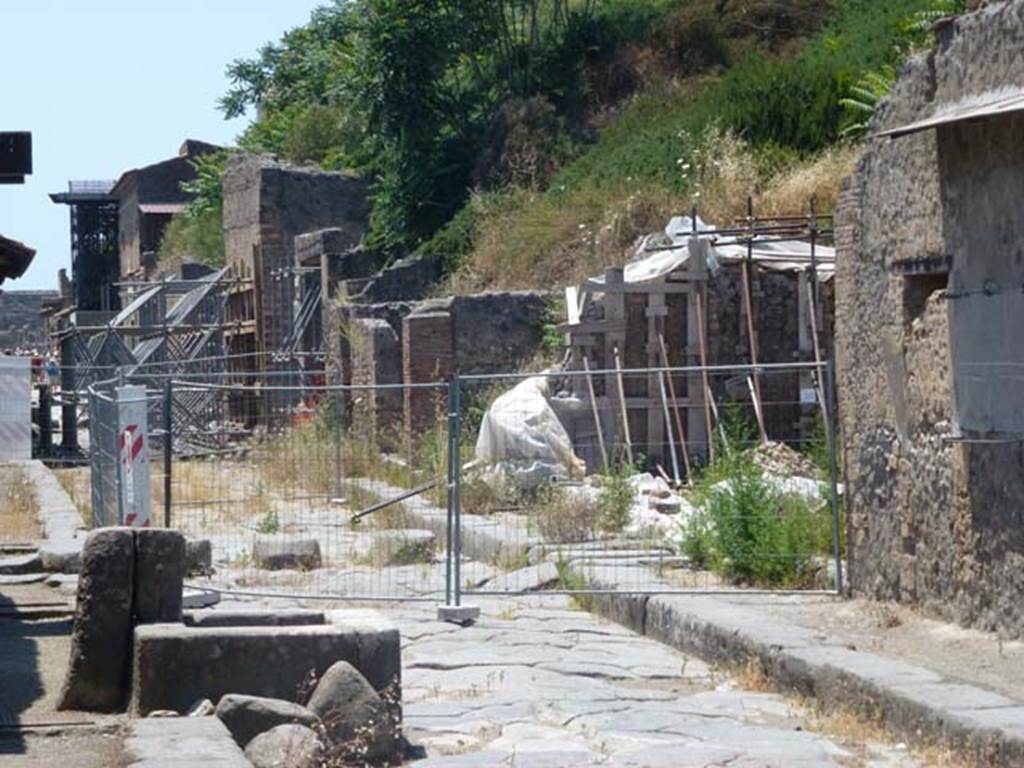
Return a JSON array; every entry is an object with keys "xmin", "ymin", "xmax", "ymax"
[
  {"xmin": 451, "ymin": 375, "xmax": 463, "ymax": 607},
  {"xmin": 163, "ymin": 380, "xmax": 172, "ymax": 528},
  {"xmin": 825, "ymin": 359, "xmax": 844, "ymax": 594}
]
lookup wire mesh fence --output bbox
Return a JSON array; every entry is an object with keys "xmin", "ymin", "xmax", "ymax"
[
  {"xmin": 157, "ymin": 377, "xmax": 452, "ymax": 601},
  {"xmin": 82, "ymin": 358, "xmax": 842, "ymax": 603},
  {"xmin": 456, "ymin": 361, "xmax": 842, "ymax": 596}
]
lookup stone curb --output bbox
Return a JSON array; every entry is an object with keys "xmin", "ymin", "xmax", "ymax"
[
  {"xmin": 584, "ymin": 588, "xmax": 1024, "ymax": 767},
  {"xmin": 22, "ymin": 459, "xmax": 88, "ymax": 543}
]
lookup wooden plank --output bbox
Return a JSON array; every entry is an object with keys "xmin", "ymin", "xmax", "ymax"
[
  {"xmin": 582, "ymin": 356, "xmax": 609, "ymax": 472},
  {"xmin": 740, "ymin": 258, "xmax": 768, "ymax": 442},
  {"xmin": 582, "ymin": 280, "xmax": 694, "ymax": 294},
  {"xmin": 695, "ymin": 290, "xmax": 715, "ymax": 464},
  {"xmin": 613, "ymin": 346, "xmax": 634, "ymax": 466},
  {"xmin": 659, "ymin": 333, "xmax": 692, "ymax": 484}
]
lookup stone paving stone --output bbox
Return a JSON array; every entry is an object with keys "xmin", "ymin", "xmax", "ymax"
[{"xmin": 392, "ymin": 596, "xmax": 922, "ymax": 767}]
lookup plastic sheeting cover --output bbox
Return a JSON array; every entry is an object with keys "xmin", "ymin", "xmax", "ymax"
[
  {"xmin": 475, "ymin": 374, "xmax": 585, "ymax": 489},
  {"xmin": 586, "ymin": 215, "xmax": 834, "ymax": 286}
]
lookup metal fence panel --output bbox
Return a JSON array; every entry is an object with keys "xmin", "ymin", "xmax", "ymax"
[
  {"xmin": 453, "ymin": 361, "xmax": 842, "ymax": 599},
  {"xmin": 162, "ymin": 378, "xmax": 451, "ymax": 602}
]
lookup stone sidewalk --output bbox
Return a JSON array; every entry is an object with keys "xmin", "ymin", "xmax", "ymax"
[{"xmin": 583, "ymin": 588, "xmax": 1024, "ymax": 766}]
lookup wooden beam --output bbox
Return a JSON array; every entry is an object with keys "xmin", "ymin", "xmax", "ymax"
[
  {"xmin": 582, "ymin": 355, "xmax": 609, "ymax": 473},
  {"xmin": 658, "ymin": 333, "xmax": 692, "ymax": 484},
  {"xmin": 695, "ymin": 290, "xmax": 715, "ymax": 464}
]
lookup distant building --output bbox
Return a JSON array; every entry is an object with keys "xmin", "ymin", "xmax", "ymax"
[
  {"xmin": 110, "ymin": 139, "xmax": 220, "ymax": 283},
  {"xmin": 0, "ymin": 289, "xmax": 59, "ymax": 349},
  {"xmin": 49, "ymin": 180, "xmax": 120, "ymax": 311}
]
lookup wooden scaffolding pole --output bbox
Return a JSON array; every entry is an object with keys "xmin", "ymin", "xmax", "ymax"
[
  {"xmin": 694, "ymin": 290, "xmax": 715, "ymax": 464},
  {"xmin": 657, "ymin": 333, "xmax": 692, "ymax": 484},
  {"xmin": 582, "ymin": 355, "xmax": 609, "ymax": 472}
]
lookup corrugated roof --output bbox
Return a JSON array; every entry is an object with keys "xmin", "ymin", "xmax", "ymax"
[{"xmin": 876, "ymin": 88, "xmax": 1024, "ymax": 138}]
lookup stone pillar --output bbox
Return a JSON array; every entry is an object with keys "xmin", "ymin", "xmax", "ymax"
[
  {"xmin": 402, "ymin": 312, "xmax": 453, "ymax": 439},
  {"xmin": 350, "ymin": 318, "xmax": 403, "ymax": 449}
]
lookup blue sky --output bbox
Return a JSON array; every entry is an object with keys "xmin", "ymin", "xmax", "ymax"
[{"xmin": 1, "ymin": 0, "xmax": 324, "ymax": 290}]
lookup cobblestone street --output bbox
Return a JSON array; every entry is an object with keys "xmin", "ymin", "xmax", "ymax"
[{"xmin": 379, "ymin": 596, "xmax": 919, "ymax": 767}]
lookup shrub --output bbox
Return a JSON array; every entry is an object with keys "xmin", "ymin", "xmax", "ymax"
[
  {"xmin": 681, "ymin": 434, "xmax": 837, "ymax": 587},
  {"xmin": 597, "ymin": 467, "xmax": 634, "ymax": 532},
  {"xmin": 533, "ymin": 486, "xmax": 600, "ymax": 543}
]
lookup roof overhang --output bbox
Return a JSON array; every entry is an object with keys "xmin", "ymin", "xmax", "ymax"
[
  {"xmin": 138, "ymin": 202, "xmax": 188, "ymax": 215},
  {"xmin": 876, "ymin": 88, "xmax": 1024, "ymax": 139},
  {"xmin": 0, "ymin": 234, "xmax": 36, "ymax": 285}
]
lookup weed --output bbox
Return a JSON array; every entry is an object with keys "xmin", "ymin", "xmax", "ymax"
[
  {"xmin": 0, "ymin": 465, "xmax": 40, "ymax": 541},
  {"xmin": 257, "ymin": 509, "xmax": 280, "ymax": 534},
  {"xmin": 597, "ymin": 467, "xmax": 634, "ymax": 533},
  {"xmin": 532, "ymin": 485, "xmax": 600, "ymax": 544}
]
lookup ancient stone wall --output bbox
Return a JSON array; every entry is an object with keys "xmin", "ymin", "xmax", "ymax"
[
  {"xmin": 222, "ymin": 155, "xmax": 370, "ymax": 356},
  {"xmin": 835, "ymin": 1, "xmax": 1024, "ymax": 636},
  {"xmin": 0, "ymin": 290, "xmax": 57, "ymax": 349}
]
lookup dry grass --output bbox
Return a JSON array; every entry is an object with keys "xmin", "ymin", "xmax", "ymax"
[
  {"xmin": 728, "ymin": 654, "xmax": 976, "ymax": 768},
  {"xmin": 446, "ymin": 127, "xmax": 860, "ymax": 293},
  {"xmin": 54, "ymin": 466, "xmax": 92, "ymax": 528},
  {"xmin": 0, "ymin": 465, "xmax": 40, "ymax": 541}
]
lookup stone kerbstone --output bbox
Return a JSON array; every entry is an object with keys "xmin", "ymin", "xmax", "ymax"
[
  {"xmin": 38, "ymin": 540, "xmax": 81, "ymax": 574},
  {"xmin": 58, "ymin": 527, "xmax": 135, "ymax": 711},
  {"xmin": 245, "ymin": 724, "xmax": 323, "ymax": 768},
  {"xmin": 185, "ymin": 538, "xmax": 213, "ymax": 576},
  {"xmin": 307, "ymin": 661, "xmax": 395, "ymax": 760},
  {"xmin": 253, "ymin": 537, "xmax": 322, "ymax": 570},
  {"xmin": 130, "ymin": 611, "xmax": 400, "ymax": 716},
  {"xmin": 133, "ymin": 528, "xmax": 186, "ymax": 623},
  {"xmin": 123, "ymin": 716, "xmax": 250, "ymax": 767},
  {"xmin": 216, "ymin": 694, "xmax": 321, "ymax": 748}
]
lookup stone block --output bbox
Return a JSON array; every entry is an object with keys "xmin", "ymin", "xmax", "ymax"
[
  {"xmin": 122, "ymin": 716, "xmax": 250, "ymax": 768},
  {"xmin": 59, "ymin": 527, "xmax": 135, "ymax": 711},
  {"xmin": 245, "ymin": 723, "xmax": 323, "ymax": 768},
  {"xmin": 130, "ymin": 610, "xmax": 400, "ymax": 716},
  {"xmin": 402, "ymin": 311, "xmax": 452, "ymax": 437},
  {"xmin": 252, "ymin": 537, "xmax": 322, "ymax": 570},
  {"xmin": 216, "ymin": 694, "xmax": 321, "ymax": 748},
  {"xmin": 185, "ymin": 538, "xmax": 213, "ymax": 576},
  {"xmin": 370, "ymin": 529, "xmax": 436, "ymax": 566},
  {"xmin": 38, "ymin": 540, "xmax": 81, "ymax": 574},
  {"xmin": 134, "ymin": 528, "xmax": 187, "ymax": 624},
  {"xmin": 306, "ymin": 661, "xmax": 395, "ymax": 760}
]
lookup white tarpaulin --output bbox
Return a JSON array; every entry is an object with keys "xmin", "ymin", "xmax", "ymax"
[
  {"xmin": 586, "ymin": 215, "xmax": 834, "ymax": 287},
  {"xmin": 475, "ymin": 375, "xmax": 585, "ymax": 489}
]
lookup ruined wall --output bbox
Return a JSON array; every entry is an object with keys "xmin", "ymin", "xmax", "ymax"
[
  {"xmin": 222, "ymin": 155, "xmax": 370, "ymax": 357},
  {"xmin": 0, "ymin": 290, "xmax": 57, "ymax": 349},
  {"xmin": 835, "ymin": 1, "xmax": 1024, "ymax": 636},
  {"xmin": 705, "ymin": 263, "xmax": 833, "ymax": 443}
]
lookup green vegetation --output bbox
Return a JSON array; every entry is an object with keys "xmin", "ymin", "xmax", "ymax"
[
  {"xmin": 208, "ymin": 0, "xmax": 957, "ymax": 291},
  {"xmin": 156, "ymin": 151, "xmax": 230, "ymax": 271},
  {"xmin": 678, "ymin": 402, "xmax": 839, "ymax": 588}
]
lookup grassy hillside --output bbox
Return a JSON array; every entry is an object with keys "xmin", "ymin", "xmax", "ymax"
[{"xmin": 424, "ymin": 0, "xmax": 935, "ymax": 292}]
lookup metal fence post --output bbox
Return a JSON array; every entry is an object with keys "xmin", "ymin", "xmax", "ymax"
[
  {"xmin": 438, "ymin": 375, "xmax": 479, "ymax": 624},
  {"xmin": 444, "ymin": 381, "xmax": 456, "ymax": 607},
  {"xmin": 452, "ymin": 374, "xmax": 463, "ymax": 607},
  {"xmin": 333, "ymin": 387, "xmax": 344, "ymax": 501},
  {"xmin": 163, "ymin": 379, "xmax": 173, "ymax": 529},
  {"xmin": 824, "ymin": 359, "xmax": 844, "ymax": 594}
]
